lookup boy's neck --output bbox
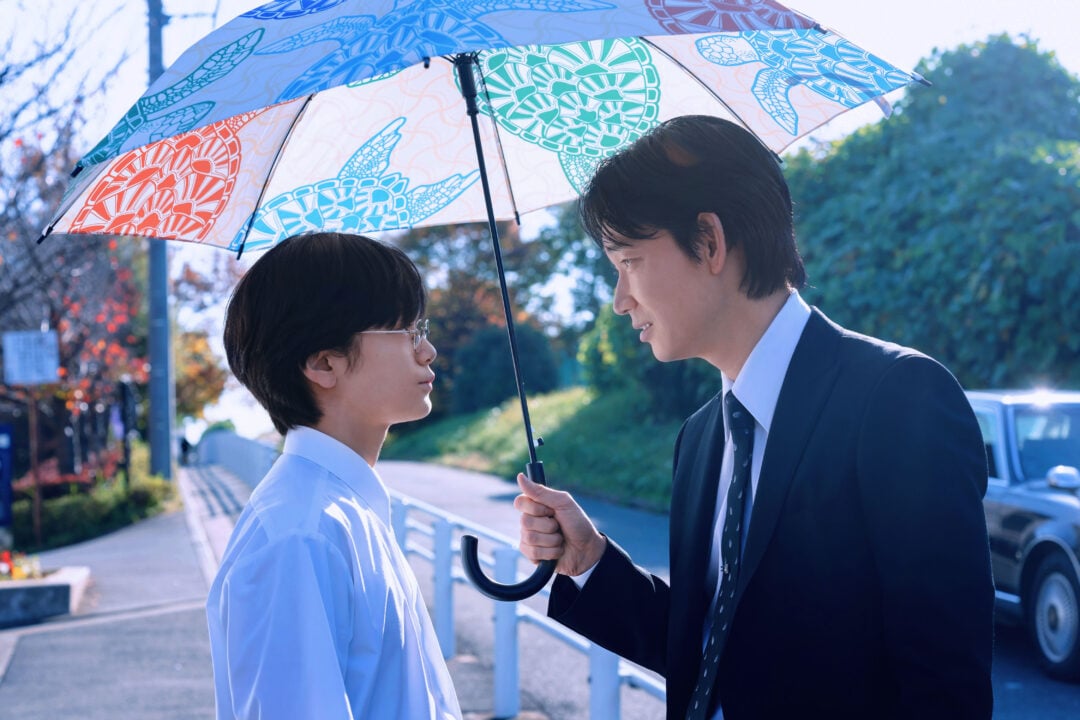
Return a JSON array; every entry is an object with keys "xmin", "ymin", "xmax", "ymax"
[{"xmin": 310, "ymin": 417, "xmax": 387, "ymax": 468}]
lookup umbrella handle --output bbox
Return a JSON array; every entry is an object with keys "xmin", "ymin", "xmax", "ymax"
[{"xmin": 460, "ymin": 461, "xmax": 557, "ymax": 601}]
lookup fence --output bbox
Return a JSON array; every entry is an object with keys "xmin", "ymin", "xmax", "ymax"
[{"xmin": 198, "ymin": 431, "xmax": 667, "ymax": 718}]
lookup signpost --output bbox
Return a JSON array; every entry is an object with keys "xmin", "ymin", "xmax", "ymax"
[
  {"xmin": 0, "ymin": 425, "xmax": 13, "ymax": 550},
  {"xmin": 2, "ymin": 330, "xmax": 60, "ymax": 547}
]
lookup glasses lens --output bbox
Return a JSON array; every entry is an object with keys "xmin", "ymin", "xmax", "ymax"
[{"xmin": 412, "ymin": 319, "xmax": 429, "ymax": 349}]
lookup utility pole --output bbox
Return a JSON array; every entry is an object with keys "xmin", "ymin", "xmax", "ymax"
[{"xmin": 146, "ymin": 0, "xmax": 174, "ymax": 479}]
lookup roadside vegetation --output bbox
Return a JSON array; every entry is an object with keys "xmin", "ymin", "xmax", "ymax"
[
  {"xmin": 384, "ymin": 386, "xmax": 685, "ymax": 512},
  {"xmin": 11, "ymin": 439, "xmax": 175, "ymax": 553}
]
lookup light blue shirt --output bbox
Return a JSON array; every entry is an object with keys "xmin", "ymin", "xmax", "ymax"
[{"xmin": 206, "ymin": 427, "xmax": 461, "ymax": 720}]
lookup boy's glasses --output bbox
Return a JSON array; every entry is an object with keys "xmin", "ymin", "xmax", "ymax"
[{"xmin": 359, "ymin": 319, "xmax": 430, "ymax": 350}]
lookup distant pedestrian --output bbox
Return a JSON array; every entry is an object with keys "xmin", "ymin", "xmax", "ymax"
[
  {"xmin": 206, "ymin": 232, "xmax": 458, "ymax": 719},
  {"xmin": 179, "ymin": 437, "xmax": 192, "ymax": 466}
]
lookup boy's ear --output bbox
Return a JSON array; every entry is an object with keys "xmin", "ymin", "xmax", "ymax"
[
  {"xmin": 698, "ymin": 212, "xmax": 727, "ymax": 274},
  {"xmin": 302, "ymin": 350, "xmax": 339, "ymax": 389}
]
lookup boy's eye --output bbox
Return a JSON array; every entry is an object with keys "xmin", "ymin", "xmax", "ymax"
[{"xmin": 620, "ymin": 258, "xmax": 638, "ymax": 269}]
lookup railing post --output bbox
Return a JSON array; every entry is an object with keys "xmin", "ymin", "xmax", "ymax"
[
  {"xmin": 493, "ymin": 547, "xmax": 520, "ymax": 719},
  {"xmin": 589, "ymin": 644, "xmax": 621, "ymax": 719},
  {"xmin": 433, "ymin": 517, "xmax": 455, "ymax": 658},
  {"xmin": 391, "ymin": 499, "xmax": 408, "ymax": 549}
]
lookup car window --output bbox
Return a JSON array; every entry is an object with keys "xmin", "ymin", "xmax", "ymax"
[
  {"xmin": 973, "ymin": 410, "xmax": 1001, "ymax": 479},
  {"xmin": 1014, "ymin": 403, "xmax": 1080, "ymax": 480}
]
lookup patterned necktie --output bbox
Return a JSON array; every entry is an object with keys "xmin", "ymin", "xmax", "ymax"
[{"xmin": 686, "ymin": 391, "xmax": 755, "ymax": 720}]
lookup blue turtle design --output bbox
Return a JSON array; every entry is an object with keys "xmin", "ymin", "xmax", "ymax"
[
  {"xmin": 241, "ymin": 0, "xmax": 351, "ymax": 21},
  {"xmin": 232, "ymin": 117, "xmax": 480, "ymax": 252},
  {"xmin": 696, "ymin": 29, "xmax": 913, "ymax": 135},
  {"xmin": 254, "ymin": 0, "xmax": 615, "ymax": 102},
  {"xmin": 80, "ymin": 30, "xmax": 264, "ymax": 168}
]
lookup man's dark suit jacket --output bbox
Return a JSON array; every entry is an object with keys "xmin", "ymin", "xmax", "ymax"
[{"xmin": 549, "ymin": 308, "xmax": 994, "ymax": 719}]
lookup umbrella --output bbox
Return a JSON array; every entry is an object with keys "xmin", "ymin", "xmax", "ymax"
[{"xmin": 40, "ymin": 0, "xmax": 923, "ymax": 600}]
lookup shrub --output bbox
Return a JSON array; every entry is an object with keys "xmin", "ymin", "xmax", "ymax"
[
  {"xmin": 9, "ymin": 440, "xmax": 175, "ymax": 552},
  {"xmin": 452, "ymin": 323, "xmax": 560, "ymax": 414}
]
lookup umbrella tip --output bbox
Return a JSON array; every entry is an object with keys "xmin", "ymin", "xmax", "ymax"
[
  {"xmin": 36, "ymin": 225, "xmax": 54, "ymax": 244},
  {"xmin": 913, "ymin": 71, "xmax": 932, "ymax": 87},
  {"xmin": 71, "ymin": 163, "xmax": 84, "ymax": 178}
]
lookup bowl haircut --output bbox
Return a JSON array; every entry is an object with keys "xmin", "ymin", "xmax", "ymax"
[
  {"xmin": 579, "ymin": 115, "xmax": 806, "ymax": 299},
  {"xmin": 224, "ymin": 232, "xmax": 426, "ymax": 435}
]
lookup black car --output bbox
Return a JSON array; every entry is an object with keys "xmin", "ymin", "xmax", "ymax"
[{"xmin": 966, "ymin": 390, "xmax": 1080, "ymax": 681}]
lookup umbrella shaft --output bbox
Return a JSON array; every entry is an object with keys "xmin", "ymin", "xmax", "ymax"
[{"xmin": 454, "ymin": 54, "xmax": 538, "ymax": 464}]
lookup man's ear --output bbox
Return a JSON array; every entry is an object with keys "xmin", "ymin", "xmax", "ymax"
[
  {"xmin": 302, "ymin": 350, "xmax": 339, "ymax": 389},
  {"xmin": 698, "ymin": 212, "xmax": 726, "ymax": 274}
]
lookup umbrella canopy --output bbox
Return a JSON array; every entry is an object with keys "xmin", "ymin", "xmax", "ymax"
[
  {"xmin": 42, "ymin": 0, "xmax": 921, "ymax": 253},
  {"xmin": 40, "ymin": 0, "xmax": 923, "ymax": 600}
]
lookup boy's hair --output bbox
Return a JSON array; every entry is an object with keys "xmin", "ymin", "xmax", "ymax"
[
  {"xmin": 223, "ymin": 232, "xmax": 426, "ymax": 435},
  {"xmin": 579, "ymin": 115, "xmax": 806, "ymax": 299}
]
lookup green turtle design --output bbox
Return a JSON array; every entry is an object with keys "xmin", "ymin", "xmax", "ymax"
[{"xmin": 475, "ymin": 37, "xmax": 661, "ymax": 192}]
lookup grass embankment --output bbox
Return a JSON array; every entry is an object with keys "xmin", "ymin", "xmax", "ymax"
[{"xmin": 384, "ymin": 387, "xmax": 683, "ymax": 513}]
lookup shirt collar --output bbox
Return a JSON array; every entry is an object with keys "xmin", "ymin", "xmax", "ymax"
[
  {"xmin": 722, "ymin": 291, "xmax": 811, "ymax": 433},
  {"xmin": 282, "ymin": 426, "xmax": 391, "ymax": 526}
]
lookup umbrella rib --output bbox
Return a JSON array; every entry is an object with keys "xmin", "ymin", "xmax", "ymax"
[
  {"xmin": 234, "ymin": 93, "xmax": 317, "ymax": 258},
  {"xmin": 639, "ymin": 37, "xmax": 782, "ymax": 163}
]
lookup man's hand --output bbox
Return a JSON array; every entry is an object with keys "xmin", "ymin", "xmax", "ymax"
[{"xmin": 514, "ymin": 473, "xmax": 607, "ymax": 577}]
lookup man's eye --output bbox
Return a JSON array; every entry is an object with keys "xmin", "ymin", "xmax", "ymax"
[{"xmin": 620, "ymin": 258, "xmax": 637, "ymax": 269}]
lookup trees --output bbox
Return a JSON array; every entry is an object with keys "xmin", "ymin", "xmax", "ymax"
[
  {"xmin": 1, "ymin": 5, "xmax": 143, "ymax": 480},
  {"xmin": 786, "ymin": 35, "xmax": 1080, "ymax": 388},
  {"xmin": 174, "ymin": 329, "xmax": 227, "ymax": 421}
]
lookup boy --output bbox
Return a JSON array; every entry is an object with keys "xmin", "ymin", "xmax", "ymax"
[{"xmin": 206, "ymin": 232, "xmax": 460, "ymax": 719}]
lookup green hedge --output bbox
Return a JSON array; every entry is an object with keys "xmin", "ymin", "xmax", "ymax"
[{"xmin": 10, "ymin": 441, "xmax": 175, "ymax": 552}]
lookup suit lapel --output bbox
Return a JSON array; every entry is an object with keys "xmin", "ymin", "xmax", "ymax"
[{"xmin": 735, "ymin": 310, "xmax": 842, "ymax": 603}]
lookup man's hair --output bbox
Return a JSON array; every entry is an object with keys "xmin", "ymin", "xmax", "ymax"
[
  {"xmin": 223, "ymin": 232, "xmax": 426, "ymax": 435},
  {"xmin": 579, "ymin": 115, "xmax": 806, "ymax": 298}
]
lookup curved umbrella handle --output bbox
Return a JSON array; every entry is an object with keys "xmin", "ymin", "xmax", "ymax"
[{"xmin": 460, "ymin": 461, "xmax": 557, "ymax": 601}]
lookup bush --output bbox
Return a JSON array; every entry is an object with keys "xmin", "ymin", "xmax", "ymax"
[
  {"xmin": 10, "ymin": 440, "xmax": 175, "ymax": 552},
  {"xmin": 579, "ymin": 305, "xmax": 717, "ymax": 420},
  {"xmin": 452, "ymin": 323, "xmax": 560, "ymax": 414}
]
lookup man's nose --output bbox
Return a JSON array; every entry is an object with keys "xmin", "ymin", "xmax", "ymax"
[{"xmin": 612, "ymin": 275, "xmax": 635, "ymax": 316}]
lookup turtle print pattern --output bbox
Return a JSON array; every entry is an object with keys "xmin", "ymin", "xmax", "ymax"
[{"xmin": 231, "ymin": 117, "xmax": 480, "ymax": 252}]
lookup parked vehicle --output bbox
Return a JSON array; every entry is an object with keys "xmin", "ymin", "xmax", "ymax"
[{"xmin": 966, "ymin": 389, "xmax": 1080, "ymax": 682}]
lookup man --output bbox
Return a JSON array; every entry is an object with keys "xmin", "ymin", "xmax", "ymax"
[
  {"xmin": 207, "ymin": 232, "xmax": 460, "ymax": 719},
  {"xmin": 515, "ymin": 116, "xmax": 993, "ymax": 719}
]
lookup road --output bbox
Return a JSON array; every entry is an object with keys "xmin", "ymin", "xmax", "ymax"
[{"xmin": 380, "ymin": 460, "xmax": 1080, "ymax": 719}]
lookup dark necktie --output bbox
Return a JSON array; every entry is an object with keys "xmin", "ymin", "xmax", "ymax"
[{"xmin": 686, "ymin": 391, "xmax": 755, "ymax": 720}]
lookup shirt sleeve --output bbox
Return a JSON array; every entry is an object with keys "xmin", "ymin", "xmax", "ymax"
[{"xmin": 215, "ymin": 533, "xmax": 356, "ymax": 719}]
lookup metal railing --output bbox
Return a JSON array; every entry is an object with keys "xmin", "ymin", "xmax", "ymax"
[{"xmin": 389, "ymin": 492, "xmax": 666, "ymax": 719}]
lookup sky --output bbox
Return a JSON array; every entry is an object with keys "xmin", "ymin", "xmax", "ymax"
[{"xmin": 14, "ymin": 0, "xmax": 1080, "ymax": 439}]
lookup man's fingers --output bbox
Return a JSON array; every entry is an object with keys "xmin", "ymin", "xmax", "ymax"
[
  {"xmin": 517, "ymin": 472, "xmax": 568, "ymax": 506},
  {"xmin": 513, "ymin": 494, "xmax": 554, "ymax": 517},
  {"xmin": 521, "ymin": 514, "xmax": 560, "ymax": 534}
]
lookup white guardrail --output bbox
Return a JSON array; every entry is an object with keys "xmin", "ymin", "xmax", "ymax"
[{"xmin": 197, "ymin": 431, "xmax": 666, "ymax": 718}]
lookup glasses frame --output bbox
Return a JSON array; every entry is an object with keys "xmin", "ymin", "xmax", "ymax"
[{"xmin": 358, "ymin": 318, "xmax": 429, "ymax": 350}]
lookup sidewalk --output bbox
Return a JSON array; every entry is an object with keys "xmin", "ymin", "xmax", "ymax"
[{"xmin": 0, "ymin": 462, "xmax": 669, "ymax": 719}]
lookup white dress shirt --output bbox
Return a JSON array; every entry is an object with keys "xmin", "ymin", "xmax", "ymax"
[
  {"xmin": 206, "ymin": 427, "xmax": 461, "ymax": 720},
  {"xmin": 705, "ymin": 291, "xmax": 811, "ymax": 612}
]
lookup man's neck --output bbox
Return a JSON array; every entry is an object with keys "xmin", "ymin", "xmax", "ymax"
[{"xmin": 709, "ymin": 289, "xmax": 791, "ymax": 380}]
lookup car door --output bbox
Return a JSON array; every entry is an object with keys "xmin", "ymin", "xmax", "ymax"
[{"xmin": 972, "ymin": 401, "xmax": 1025, "ymax": 595}]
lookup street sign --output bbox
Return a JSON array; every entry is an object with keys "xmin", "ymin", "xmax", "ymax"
[{"xmin": 2, "ymin": 330, "xmax": 60, "ymax": 386}]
